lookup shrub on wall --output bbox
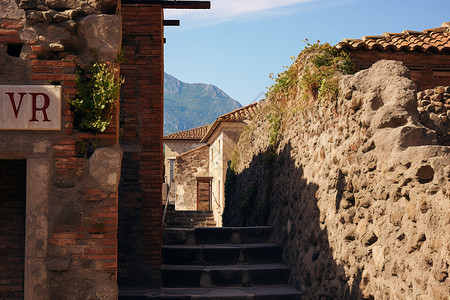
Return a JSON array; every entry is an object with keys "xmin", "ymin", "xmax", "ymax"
[{"xmin": 70, "ymin": 59, "xmax": 123, "ymax": 132}]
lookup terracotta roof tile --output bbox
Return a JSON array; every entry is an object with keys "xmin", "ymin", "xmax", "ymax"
[
  {"xmin": 337, "ymin": 22, "xmax": 450, "ymax": 52},
  {"xmin": 163, "ymin": 124, "xmax": 210, "ymax": 140}
]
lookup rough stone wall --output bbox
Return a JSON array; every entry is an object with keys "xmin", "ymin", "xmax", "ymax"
[
  {"xmin": 226, "ymin": 60, "xmax": 449, "ymax": 299},
  {"xmin": 0, "ymin": 0, "xmax": 122, "ymax": 299},
  {"xmin": 174, "ymin": 145, "xmax": 210, "ymax": 210},
  {"xmin": 417, "ymin": 86, "xmax": 450, "ymax": 145},
  {"xmin": 118, "ymin": 3, "xmax": 164, "ymax": 288}
]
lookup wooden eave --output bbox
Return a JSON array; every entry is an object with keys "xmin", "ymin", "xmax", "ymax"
[{"xmin": 121, "ymin": 0, "xmax": 211, "ymax": 9}]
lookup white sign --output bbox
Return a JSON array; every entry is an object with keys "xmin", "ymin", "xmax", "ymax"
[{"xmin": 0, "ymin": 85, "xmax": 61, "ymax": 130}]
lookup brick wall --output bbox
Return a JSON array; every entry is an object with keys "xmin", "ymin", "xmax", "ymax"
[
  {"xmin": 118, "ymin": 4, "xmax": 164, "ymax": 287},
  {"xmin": 349, "ymin": 50, "xmax": 450, "ymax": 91},
  {"xmin": 34, "ymin": 53, "xmax": 121, "ymax": 299}
]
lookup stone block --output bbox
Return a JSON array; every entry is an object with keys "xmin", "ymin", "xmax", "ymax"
[
  {"xmin": 77, "ymin": 14, "xmax": 122, "ymax": 65},
  {"xmin": 89, "ymin": 145, "xmax": 123, "ymax": 190}
]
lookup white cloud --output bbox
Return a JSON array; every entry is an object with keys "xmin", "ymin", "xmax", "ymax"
[{"xmin": 164, "ymin": 0, "xmax": 316, "ymax": 26}]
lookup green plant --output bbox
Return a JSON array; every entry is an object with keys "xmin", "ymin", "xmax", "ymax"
[
  {"xmin": 69, "ymin": 59, "xmax": 123, "ymax": 132},
  {"xmin": 300, "ymin": 41, "xmax": 354, "ymax": 102},
  {"xmin": 267, "ymin": 104, "xmax": 283, "ymax": 148},
  {"xmin": 267, "ymin": 63, "xmax": 298, "ymax": 97}
]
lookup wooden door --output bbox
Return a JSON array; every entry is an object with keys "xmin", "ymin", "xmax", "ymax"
[{"xmin": 197, "ymin": 179, "xmax": 211, "ymax": 211}]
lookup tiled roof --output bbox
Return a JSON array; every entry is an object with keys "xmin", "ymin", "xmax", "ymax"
[
  {"xmin": 163, "ymin": 124, "xmax": 210, "ymax": 140},
  {"xmin": 200, "ymin": 102, "xmax": 260, "ymax": 143},
  {"xmin": 337, "ymin": 22, "xmax": 450, "ymax": 52}
]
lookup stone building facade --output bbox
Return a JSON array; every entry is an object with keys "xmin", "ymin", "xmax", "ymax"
[
  {"xmin": 200, "ymin": 103, "xmax": 260, "ymax": 226},
  {"xmin": 0, "ymin": 0, "xmax": 210, "ymax": 298}
]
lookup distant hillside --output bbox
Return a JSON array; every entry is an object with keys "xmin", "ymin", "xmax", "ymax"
[{"xmin": 164, "ymin": 73, "xmax": 242, "ymax": 135}]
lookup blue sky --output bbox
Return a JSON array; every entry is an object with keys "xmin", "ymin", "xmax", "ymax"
[{"xmin": 164, "ymin": 0, "xmax": 450, "ymax": 106}]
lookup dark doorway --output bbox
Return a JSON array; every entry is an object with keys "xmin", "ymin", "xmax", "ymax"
[{"xmin": 0, "ymin": 160, "xmax": 26, "ymax": 299}]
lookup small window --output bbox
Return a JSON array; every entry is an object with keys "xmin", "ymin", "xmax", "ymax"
[{"xmin": 169, "ymin": 159, "xmax": 175, "ymax": 183}]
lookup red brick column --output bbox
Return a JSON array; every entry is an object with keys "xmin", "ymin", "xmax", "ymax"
[{"xmin": 119, "ymin": 4, "xmax": 164, "ymax": 287}]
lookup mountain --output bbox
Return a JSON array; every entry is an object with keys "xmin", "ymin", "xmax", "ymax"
[{"xmin": 164, "ymin": 73, "xmax": 242, "ymax": 135}]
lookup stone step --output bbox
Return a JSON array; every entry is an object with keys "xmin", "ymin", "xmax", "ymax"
[
  {"xmin": 195, "ymin": 227, "xmax": 272, "ymax": 245},
  {"xmin": 161, "ymin": 264, "xmax": 290, "ymax": 288},
  {"xmin": 162, "ymin": 227, "xmax": 272, "ymax": 245},
  {"xmin": 164, "ymin": 210, "xmax": 217, "ymax": 229},
  {"xmin": 163, "ymin": 226, "xmax": 272, "ymax": 245},
  {"xmin": 119, "ymin": 286, "xmax": 302, "ymax": 299},
  {"xmin": 171, "ymin": 210, "xmax": 214, "ymax": 213},
  {"xmin": 164, "ymin": 222, "xmax": 217, "ymax": 230},
  {"xmin": 166, "ymin": 218, "xmax": 215, "ymax": 224},
  {"xmin": 166, "ymin": 214, "xmax": 215, "ymax": 220},
  {"xmin": 166, "ymin": 214, "xmax": 215, "ymax": 218},
  {"xmin": 162, "ymin": 244, "xmax": 282, "ymax": 265}
]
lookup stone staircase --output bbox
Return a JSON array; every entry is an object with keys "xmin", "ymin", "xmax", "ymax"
[
  {"xmin": 163, "ymin": 204, "xmax": 216, "ymax": 229},
  {"xmin": 119, "ymin": 227, "xmax": 301, "ymax": 299}
]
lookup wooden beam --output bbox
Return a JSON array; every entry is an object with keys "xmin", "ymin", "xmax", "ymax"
[
  {"xmin": 121, "ymin": 0, "xmax": 211, "ymax": 9},
  {"xmin": 163, "ymin": 20, "xmax": 180, "ymax": 26}
]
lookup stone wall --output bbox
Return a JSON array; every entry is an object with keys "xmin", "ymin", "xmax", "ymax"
[
  {"xmin": 174, "ymin": 145, "xmax": 210, "ymax": 210},
  {"xmin": 0, "ymin": 0, "xmax": 122, "ymax": 299},
  {"xmin": 226, "ymin": 60, "xmax": 449, "ymax": 299},
  {"xmin": 417, "ymin": 86, "xmax": 450, "ymax": 145}
]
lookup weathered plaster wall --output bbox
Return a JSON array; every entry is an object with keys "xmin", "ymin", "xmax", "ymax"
[
  {"xmin": 226, "ymin": 60, "xmax": 449, "ymax": 299},
  {"xmin": 207, "ymin": 123, "xmax": 245, "ymax": 226},
  {"xmin": 209, "ymin": 132, "xmax": 224, "ymax": 225},
  {"xmin": 174, "ymin": 145, "xmax": 210, "ymax": 210},
  {"xmin": 0, "ymin": 0, "xmax": 122, "ymax": 299}
]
